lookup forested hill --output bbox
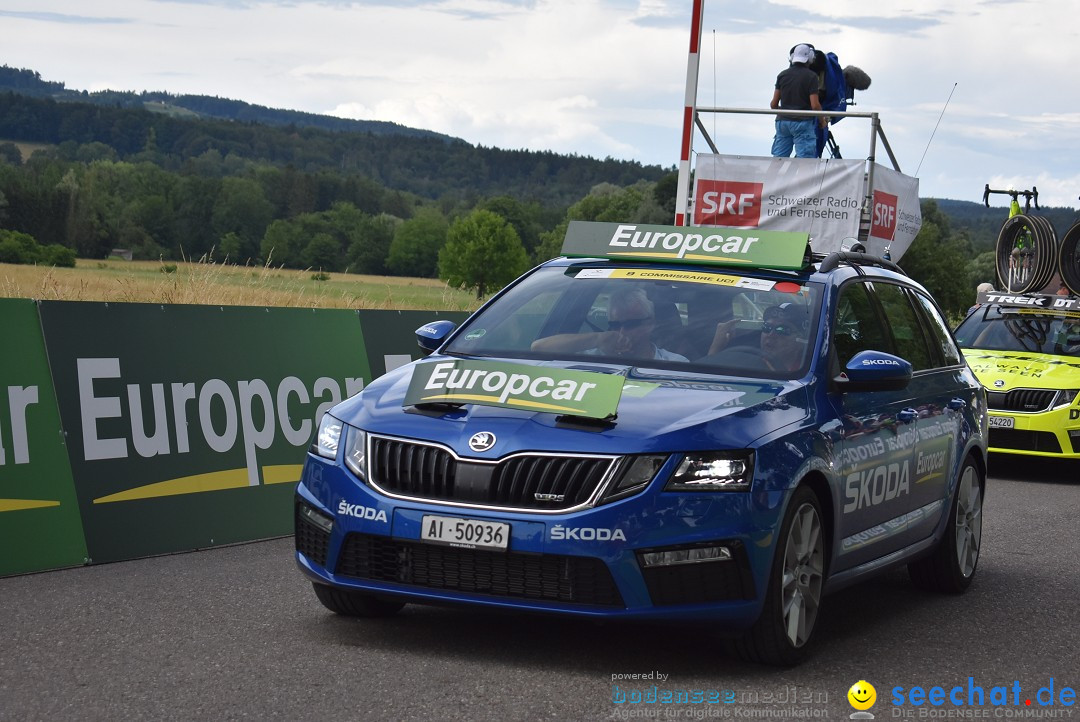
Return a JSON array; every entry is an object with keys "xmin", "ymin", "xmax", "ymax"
[
  {"xmin": 0, "ymin": 65, "xmax": 452, "ymax": 141},
  {"xmin": 0, "ymin": 66, "xmax": 671, "ymax": 208},
  {"xmin": 931, "ymin": 198, "xmax": 1079, "ymax": 254}
]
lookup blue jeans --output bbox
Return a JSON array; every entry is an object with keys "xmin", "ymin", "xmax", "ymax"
[{"xmin": 771, "ymin": 118, "xmax": 818, "ymax": 158}]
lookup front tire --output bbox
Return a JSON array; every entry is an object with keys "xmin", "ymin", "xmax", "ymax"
[
  {"xmin": 908, "ymin": 458, "xmax": 983, "ymax": 593},
  {"xmin": 734, "ymin": 486, "xmax": 825, "ymax": 666},
  {"xmin": 312, "ymin": 583, "xmax": 406, "ymax": 617}
]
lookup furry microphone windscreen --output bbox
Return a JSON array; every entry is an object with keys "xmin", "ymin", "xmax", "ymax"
[{"xmin": 843, "ymin": 65, "xmax": 872, "ymax": 91}]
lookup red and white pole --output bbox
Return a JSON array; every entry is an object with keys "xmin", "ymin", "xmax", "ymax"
[{"xmin": 674, "ymin": 0, "xmax": 705, "ymax": 226}]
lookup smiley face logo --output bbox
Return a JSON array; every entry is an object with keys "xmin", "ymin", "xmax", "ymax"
[{"xmin": 847, "ymin": 680, "xmax": 876, "ymax": 710}]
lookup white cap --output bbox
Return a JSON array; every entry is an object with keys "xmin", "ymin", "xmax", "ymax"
[
  {"xmin": 791, "ymin": 44, "xmax": 815, "ymax": 64},
  {"xmin": 976, "ymin": 282, "xmax": 995, "ymax": 293}
]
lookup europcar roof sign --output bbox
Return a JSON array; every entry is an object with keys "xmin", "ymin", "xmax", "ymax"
[
  {"xmin": 404, "ymin": 359, "xmax": 624, "ymax": 419},
  {"xmin": 562, "ymin": 221, "xmax": 810, "ymax": 270}
]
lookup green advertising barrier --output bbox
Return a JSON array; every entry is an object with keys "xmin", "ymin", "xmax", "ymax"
[
  {"xmin": 356, "ymin": 310, "xmax": 471, "ymax": 376},
  {"xmin": 38, "ymin": 302, "xmax": 372, "ymax": 564},
  {"xmin": 0, "ymin": 299, "xmax": 88, "ymax": 576}
]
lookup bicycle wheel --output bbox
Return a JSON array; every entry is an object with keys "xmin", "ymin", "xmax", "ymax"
[
  {"xmin": 995, "ymin": 214, "xmax": 1057, "ymax": 293},
  {"xmin": 1029, "ymin": 215, "xmax": 1059, "ymax": 292},
  {"xmin": 1059, "ymin": 220, "xmax": 1080, "ymax": 296}
]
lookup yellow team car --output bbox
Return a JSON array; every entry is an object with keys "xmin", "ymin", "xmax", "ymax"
[{"xmin": 954, "ymin": 290, "xmax": 1080, "ymax": 458}]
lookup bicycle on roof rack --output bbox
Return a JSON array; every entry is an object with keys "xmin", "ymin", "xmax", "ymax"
[{"xmin": 984, "ymin": 184, "xmax": 1058, "ymax": 294}]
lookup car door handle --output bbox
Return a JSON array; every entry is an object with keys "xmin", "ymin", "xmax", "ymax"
[
  {"xmin": 898, "ymin": 408, "xmax": 918, "ymax": 423},
  {"xmin": 947, "ymin": 398, "xmax": 967, "ymax": 410}
]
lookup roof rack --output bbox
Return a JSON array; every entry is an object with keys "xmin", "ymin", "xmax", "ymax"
[{"xmin": 816, "ymin": 251, "xmax": 906, "ymax": 275}]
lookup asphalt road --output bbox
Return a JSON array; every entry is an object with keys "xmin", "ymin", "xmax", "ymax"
[{"xmin": 2, "ymin": 454, "xmax": 1078, "ymax": 721}]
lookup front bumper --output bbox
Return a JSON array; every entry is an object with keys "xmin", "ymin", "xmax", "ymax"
[
  {"xmin": 293, "ymin": 453, "xmax": 785, "ymax": 625},
  {"xmin": 986, "ymin": 405, "xmax": 1080, "ymax": 458}
]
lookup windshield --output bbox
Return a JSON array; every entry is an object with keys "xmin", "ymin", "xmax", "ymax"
[
  {"xmin": 955, "ymin": 306, "xmax": 1080, "ymax": 357},
  {"xmin": 444, "ymin": 263, "xmax": 823, "ymax": 379}
]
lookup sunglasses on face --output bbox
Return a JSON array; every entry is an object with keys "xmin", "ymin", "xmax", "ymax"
[
  {"xmin": 608, "ymin": 316, "xmax": 653, "ymax": 331},
  {"xmin": 761, "ymin": 322, "xmax": 795, "ymax": 337}
]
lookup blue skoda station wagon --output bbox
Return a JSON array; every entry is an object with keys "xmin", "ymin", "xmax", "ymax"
[{"xmin": 294, "ymin": 221, "xmax": 988, "ymax": 665}]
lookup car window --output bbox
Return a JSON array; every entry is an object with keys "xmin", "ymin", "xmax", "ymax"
[
  {"xmin": 832, "ymin": 281, "xmax": 889, "ymax": 369},
  {"xmin": 955, "ymin": 306, "xmax": 1080, "ymax": 356},
  {"xmin": 444, "ymin": 264, "xmax": 824, "ymax": 379},
  {"xmin": 872, "ymin": 282, "xmax": 933, "ymax": 371},
  {"xmin": 910, "ymin": 290, "xmax": 962, "ymax": 367}
]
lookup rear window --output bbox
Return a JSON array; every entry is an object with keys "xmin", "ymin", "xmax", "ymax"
[{"xmin": 444, "ymin": 264, "xmax": 823, "ymax": 379}]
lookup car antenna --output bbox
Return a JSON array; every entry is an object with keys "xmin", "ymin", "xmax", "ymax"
[{"xmin": 915, "ymin": 82, "xmax": 957, "ymax": 178}]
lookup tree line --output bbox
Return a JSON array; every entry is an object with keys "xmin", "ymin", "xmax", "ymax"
[
  {"xmin": 0, "ymin": 134, "xmax": 677, "ymax": 298},
  {"xmin": 0, "ymin": 76, "xmax": 1038, "ymax": 316}
]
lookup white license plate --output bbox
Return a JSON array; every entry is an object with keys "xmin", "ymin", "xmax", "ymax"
[
  {"xmin": 421, "ymin": 515, "xmax": 510, "ymax": 551},
  {"xmin": 989, "ymin": 415, "xmax": 1015, "ymax": 429}
]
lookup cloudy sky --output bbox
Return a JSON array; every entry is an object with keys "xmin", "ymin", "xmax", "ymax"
[{"xmin": 4, "ymin": 0, "xmax": 1079, "ymax": 209}]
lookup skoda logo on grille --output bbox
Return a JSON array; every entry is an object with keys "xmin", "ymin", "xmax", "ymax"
[
  {"xmin": 468, "ymin": 432, "xmax": 497, "ymax": 452},
  {"xmin": 994, "ymin": 380, "xmax": 1005, "ymax": 388}
]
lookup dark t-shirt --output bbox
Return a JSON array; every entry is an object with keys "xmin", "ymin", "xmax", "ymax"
[{"xmin": 774, "ymin": 64, "xmax": 819, "ymax": 121}]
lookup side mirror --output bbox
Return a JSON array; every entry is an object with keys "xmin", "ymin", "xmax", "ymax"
[
  {"xmin": 834, "ymin": 350, "xmax": 912, "ymax": 392},
  {"xmin": 415, "ymin": 320, "xmax": 457, "ymax": 354}
]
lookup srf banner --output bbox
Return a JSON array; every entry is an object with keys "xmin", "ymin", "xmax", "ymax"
[
  {"xmin": 0, "ymin": 299, "xmax": 88, "ymax": 576},
  {"xmin": 38, "ymin": 302, "xmax": 371, "ymax": 564},
  {"xmin": 691, "ymin": 154, "xmax": 921, "ymax": 260},
  {"xmin": 868, "ymin": 164, "xmax": 923, "ymax": 260}
]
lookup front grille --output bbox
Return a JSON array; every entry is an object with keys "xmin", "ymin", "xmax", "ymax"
[
  {"xmin": 370, "ymin": 437, "xmax": 457, "ymax": 500},
  {"xmin": 989, "ymin": 429, "xmax": 1062, "ymax": 453},
  {"xmin": 489, "ymin": 455, "xmax": 612, "ymax": 507},
  {"xmin": 369, "ymin": 436, "xmax": 617, "ymax": 510},
  {"xmin": 337, "ymin": 533, "xmax": 624, "ymax": 607},
  {"xmin": 637, "ymin": 543, "xmax": 754, "ymax": 606},
  {"xmin": 294, "ymin": 505, "xmax": 331, "ymax": 567},
  {"xmin": 986, "ymin": 389, "xmax": 1059, "ymax": 413}
]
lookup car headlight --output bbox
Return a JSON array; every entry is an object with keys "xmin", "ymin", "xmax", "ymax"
[
  {"xmin": 1053, "ymin": 389, "xmax": 1080, "ymax": 409},
  {"xmin": 600, "ymin": 455, "xmax": 668, "ymax": 503},
  {"xmin": 312, "ymin": 414, "xmax": 342, "ymax": 460},
  {"xmin": 343, "ymin": 426, "xmax": 367, "ymax": 478},
  {"xmin": 665, "ymin": 452, "xmax": 754, "ymax": 492}
]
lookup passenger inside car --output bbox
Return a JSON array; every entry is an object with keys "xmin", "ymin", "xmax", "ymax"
[
  {"xmin": 701, "ymin": 302, "xmax": 810, "ymax": 373},
  {"xmin": 530, "ymin": 286, "xmax": 688, "ymax": 362}
]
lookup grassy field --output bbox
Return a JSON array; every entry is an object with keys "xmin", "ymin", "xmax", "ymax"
[
  {"xmin": 2, "ymin": 139, "xmax": 54, "ymax": 163},
  {"xmin": 0, "ymin": 258, "xmax": 482, "ymax": 311}
]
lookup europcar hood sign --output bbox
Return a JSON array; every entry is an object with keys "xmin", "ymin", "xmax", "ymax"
[
  {"xmin": 404, "ymin": 359, "xmax": 624, "ymax": 420},
  {"xmin": 561, "ymin": 220, "xmax": 809, "ymax": 270}
]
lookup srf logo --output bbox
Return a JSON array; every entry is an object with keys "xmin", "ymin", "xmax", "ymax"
[
  {"xmin": 869, "ymin": 190, "xmax": 898, "ymax": 241},
  {"xmin": 693, "ymin": 180, "xmax": 763, "ymax": 228}
]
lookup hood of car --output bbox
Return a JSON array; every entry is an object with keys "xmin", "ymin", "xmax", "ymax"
[
  {"xmin": 963, "ymin": 349, "xmax": 1080, "ymax": 392},
  {"xmin": 330, "ymin": 356, "xmax": 812, "ymax": 456}
]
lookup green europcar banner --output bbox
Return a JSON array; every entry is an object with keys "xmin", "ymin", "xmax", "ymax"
[
  {"xmin": 562, "ymin": 220, "xmax": 810, "ymax": 270},
  {"xmin": 404, "ymin": 359, "xmax": 625, "ymax": 419},
  {"xmin": 0, "ymin": 299, "xmax": 88, "ymax": 576},
  {"xmin": 356, "ymin": 310, "xmax": 471, "ymax": 376},
  {"xmin": 38, "ymin": 302, "xmax": 371, "ymax": 564}
]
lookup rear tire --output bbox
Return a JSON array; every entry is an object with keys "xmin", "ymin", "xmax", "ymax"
[
  {"xmin": 733, "ymin": 486, "xmax": 825, "ymax": 666},
  {"xmin": 908, "ymin": 458, "xmax": 983, "ymax": 593},
  {"xmin": 312, "ymin": 583, "xmax": 406, "ymax": 617}
]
